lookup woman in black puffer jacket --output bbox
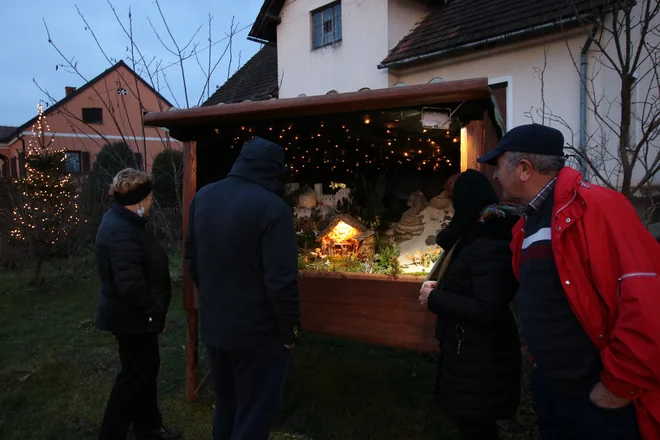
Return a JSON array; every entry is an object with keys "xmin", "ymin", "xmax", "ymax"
[
  {"xmin": 95, "ymin": 168, "xmax": 179, "ymax": 440},
  {"xmin": 419, "ymin": 170, "xmax": 521, "ymax": 440}
]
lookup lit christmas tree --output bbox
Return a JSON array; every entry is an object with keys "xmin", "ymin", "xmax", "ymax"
[{"xmin": 11, "ymin": 103, "xmax": 81, "ymax": 283}]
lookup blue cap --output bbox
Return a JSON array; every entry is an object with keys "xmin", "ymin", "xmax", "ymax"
[{"xmin": 477, "ymin": 123, "xmax": 565, "ymax": 166}]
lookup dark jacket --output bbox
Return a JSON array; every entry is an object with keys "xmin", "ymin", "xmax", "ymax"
[
  {"xmin": 185, "ymin": 137, "xmax": 300, "ymax": 350},
  {"xmin": 429, "ymin": 170, "xmax": 521, "ymax": 422},
  {"xmin": 95, "ymin": 204, "xmax": 172, "ymax": 334}
]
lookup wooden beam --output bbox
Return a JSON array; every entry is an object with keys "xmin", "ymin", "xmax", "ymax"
[
  {"xmin": 182, "ymin": 140, "xmax": 199, "ymax": 402},
  {"xmin": 144, "ymin": 78, "xmax": 491, "ymax": 129}
]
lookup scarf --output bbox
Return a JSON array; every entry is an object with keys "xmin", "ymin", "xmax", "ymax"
[{"xmin": 425, "ymin": 203, "xmax": 518, "ymax": 284}]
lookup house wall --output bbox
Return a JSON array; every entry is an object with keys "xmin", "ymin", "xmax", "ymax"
[
  {"xmin": 389, "ymin": 2, "xmax": 659, "ymax": 191},
  {"xmin": 277, "ymin": 0, "xmax": 427, "ymax": 98},
  {"xmin": 1, "ymin": 65, "xmax": 180, "ymax": 175},
  {"xmin": 387, "ymin": 0, "xmax": 428, "ymax": 52},
  {"xmin": 582, "ymin": 4, "xmax": 660, "ymax": 190},
  {"xmin": 391, "ymin": 32, "xmax": 587, "ymax": 149}
]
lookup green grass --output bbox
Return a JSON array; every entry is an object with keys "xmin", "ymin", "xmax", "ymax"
[{"xmin": 0, "ymin": 258, "xmax": 537, "ymax": 439}]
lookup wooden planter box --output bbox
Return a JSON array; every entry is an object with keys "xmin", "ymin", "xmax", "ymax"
[{"xmin": 299, "ymin": 271, "xmax": 439, "ymax": 353}]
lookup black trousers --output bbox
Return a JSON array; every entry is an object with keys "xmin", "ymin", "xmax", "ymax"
[
  {"xmin": 98, "ymin": 333, "xmax": 163, "ymax": 440},
  {"xmin": 531, "ymin": 370, "xmax": 640, "ymax": 440},
  {"xmin": 206, "ymin": 340, "xmax": 290, "ymax": 440}
]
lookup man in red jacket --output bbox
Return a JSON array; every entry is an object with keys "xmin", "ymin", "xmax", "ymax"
[{"xmin": 477, "ymin": 124, "xmax": 660, "ymax": 440}]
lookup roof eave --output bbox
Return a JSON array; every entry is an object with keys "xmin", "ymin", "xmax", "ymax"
[
  {"xmin": 144, "ymin": 77, "xmax": 492, "ymax": 139},
  {"xmin": 249, "ymin": 0, "xmax": 284, "ymax": 44},
  {"xmin": 379, "ymin": 15, "xmax": 583, "ymax": 70}
]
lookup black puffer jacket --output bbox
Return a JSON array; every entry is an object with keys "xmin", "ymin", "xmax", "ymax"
[
  {"xmin": 428, "ymin": 170, "xmax": 521, "ymax": 422},
  {"xmin": 95, "ymin": 204, "xmax": 172, "ymax": 335},
  {"xmin": 429, "ymin": 216, "xmax": 521, "ymax": 421}
]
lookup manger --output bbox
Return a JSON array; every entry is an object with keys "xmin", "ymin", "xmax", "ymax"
[{"xmin": 144, "ymin": 78, "xmax": 505, "ymax": 400}]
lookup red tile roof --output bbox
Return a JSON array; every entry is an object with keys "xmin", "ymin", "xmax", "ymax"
[{"xmin": 381, "ymin": 0, "xmax": 612, "ymax": 68}]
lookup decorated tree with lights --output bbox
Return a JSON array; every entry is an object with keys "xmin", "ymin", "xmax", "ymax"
[{"xmin": 11, "ymin": 103, "xmax": 81, "ymax": 283}]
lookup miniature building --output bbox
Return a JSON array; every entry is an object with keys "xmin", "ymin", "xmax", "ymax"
[{"xmin": 317, "ymin": 214, "xmax": 371, "ymax": 256}]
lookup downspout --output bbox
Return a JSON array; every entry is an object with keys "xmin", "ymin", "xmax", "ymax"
[{"xmin": 579, "ymin": 25, "xmax": 598, "ymax": 175}]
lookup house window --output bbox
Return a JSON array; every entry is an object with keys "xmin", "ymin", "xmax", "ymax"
[
  {"xmin": 64, "ymin": 151, "xmax": 82, "ymax": 174},
  {"xmin": 82, "ymin": 107, "xmax": 103, "ymax": 124},
  {"xmin": 312, "ymin": 2, "xmax": 342, "ymax": 49}
]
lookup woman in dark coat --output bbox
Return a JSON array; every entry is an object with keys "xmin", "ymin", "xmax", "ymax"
[
  {"xmin": 419, "ymin": 170, "xmax": 522, "ymax": 440},
  {"xmin": 95, "ymin": 168, "xmax": 179, "ymax": 440}
]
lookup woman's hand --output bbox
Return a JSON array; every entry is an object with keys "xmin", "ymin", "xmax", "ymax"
[{"xmin": 419, "ymin": 281, "xmax": 436, "ymax": 306}]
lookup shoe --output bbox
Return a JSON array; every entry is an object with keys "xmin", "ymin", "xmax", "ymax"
[{"xmin": 136, "ymin": 426, "xmax": 181, "ymax": 440}]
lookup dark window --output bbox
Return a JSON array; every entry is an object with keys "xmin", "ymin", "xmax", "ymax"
[
  {"xmin": 81, "ymin": 151, "xmax": 91, "ymax": 173},
  {"xmin": 0, "ymin": 155, "xmax": 8, "ymax": 179},
  {"xmin": 64, "ymin": 151, "xmax": 82, "ymax": 174},
  {"xmin": 312, "ymin": 2, "xmax": 342, "ymax": 49},
  {"xmin": 10, "ymin": 157, "xmax": 18, "ymax": 178},
  {"xmin": 18, "ymin": 152, "xmax": 26, "ymax": 178},
  {"xmin": 82, "ymin": 107, "xmax": 103, "ymax": 124}
]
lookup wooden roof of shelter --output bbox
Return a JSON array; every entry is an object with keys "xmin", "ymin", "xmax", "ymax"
[
  {"xmin": 317, "ymin": 214, "xmax": 367, "ymax": 243},
  {"xmin": 143, "ymin": 78, "xmax": 496, "ymax": 141}
]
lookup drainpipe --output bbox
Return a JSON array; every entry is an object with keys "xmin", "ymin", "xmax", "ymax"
[{"xmin": 579, "ymin": 25, "xmax": 598, "ymax": 175}]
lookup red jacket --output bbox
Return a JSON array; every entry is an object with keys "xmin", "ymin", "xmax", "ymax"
[{"xmin": 511, "ymin": 167, "xmax": 660, "ymax": 440}]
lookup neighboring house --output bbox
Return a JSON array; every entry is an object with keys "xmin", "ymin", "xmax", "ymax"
[
  {"xmin": 0, "ymin": 60, "xmax": 181, "ymax": 178},
  {"xmin": 209, "ymin": 0, "xmax": 659, "ymax": 190}
]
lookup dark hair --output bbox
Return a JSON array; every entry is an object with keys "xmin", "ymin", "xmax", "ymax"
[
  {"xmin": 444, "ymin": 173, "xmax": 461, "ymax": 201},
  {"xmin": 436, "ymin": 170, "xmax": 498, "ymax": 250}
]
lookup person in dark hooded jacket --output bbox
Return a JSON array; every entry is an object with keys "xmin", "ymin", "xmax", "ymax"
[
  {"xmin": 95, "ymin": 168, "xmax": 179, "ymax": 440},
  {"xmin": 419, "ymin": 170, "xmax": 521, "ymax": 440},
  {"xmin": 185, "ymin": 137, "xmax": 300, "ymax": 440}
]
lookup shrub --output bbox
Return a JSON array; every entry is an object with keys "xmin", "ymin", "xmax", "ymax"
[{"xmin": 152, "ymin": 149, "xmax": 183, "ymax": 207}]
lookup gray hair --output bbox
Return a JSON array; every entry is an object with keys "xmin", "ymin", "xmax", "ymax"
[{"xmin": 506, "ymin": 152, "xmax": 566, "ymax": 174}]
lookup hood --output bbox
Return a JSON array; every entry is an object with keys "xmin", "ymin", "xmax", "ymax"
[
  {"xmin": 436, "ymin": 169, "xmax": 499, "ymax": 250},
  {"xmin": 228, "ymin": 137, "xmax": 287, "ymax": 194}
]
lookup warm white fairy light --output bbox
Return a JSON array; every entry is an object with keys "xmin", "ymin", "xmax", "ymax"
[{"xmin": 10, "ymin": 103, "xmax": 84, "ymax": 247}]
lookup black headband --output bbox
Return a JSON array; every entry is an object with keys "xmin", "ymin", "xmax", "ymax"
[{"xmin": 114, "ymin": 180, "xmax": 153, "ymax": 206}]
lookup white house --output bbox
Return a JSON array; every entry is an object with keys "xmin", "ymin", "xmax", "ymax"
[{"xmin": 209, "ymin": 0, "xmax": 659, "ymax": 194}]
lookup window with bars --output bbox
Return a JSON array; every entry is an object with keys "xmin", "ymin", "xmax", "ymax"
[{"xmin": 312, "ymin": 2, "xmax": 342, "ymax": 50}]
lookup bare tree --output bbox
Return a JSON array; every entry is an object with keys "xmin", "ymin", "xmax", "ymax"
[
  {"xmin": 39, "ymin": 1, "xmax": 245, "ymax": 241},
  {"xmin": 527, "ymin": 0, "xmax": 660, "ymax": 201}
]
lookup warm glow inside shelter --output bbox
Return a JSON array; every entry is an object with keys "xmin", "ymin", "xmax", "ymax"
[{"xmin": 144, "ymin": 78, "xmax": 505, "ymax": 401}]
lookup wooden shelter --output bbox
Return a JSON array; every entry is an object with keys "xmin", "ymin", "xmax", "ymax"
[{"xmin": 144, "ymin": 78, "xmax": 504, "ymax": 401}]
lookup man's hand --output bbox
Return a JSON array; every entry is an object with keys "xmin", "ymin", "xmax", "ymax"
[
  {"xmin": 284, "ymin": 344, "xmax": 295, "ymax": 350},
  {"xmin": 419, "ymin": 282, "xmax": 435, "ymax": 306},
  {"xmin": 590, "ymin": 381, "xmax": 632, "ymax": 409}
]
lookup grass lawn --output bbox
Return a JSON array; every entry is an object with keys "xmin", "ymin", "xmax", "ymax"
[{"xmin": 0, "ymin": 257, "xmax": 537, "ymax": 439}]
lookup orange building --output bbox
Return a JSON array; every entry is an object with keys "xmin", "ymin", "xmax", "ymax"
[{"xmin": 0, "ymin": 61, "xmax": 180, "ymax": 179}]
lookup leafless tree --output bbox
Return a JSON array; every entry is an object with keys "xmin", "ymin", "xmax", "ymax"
[
  {"xmin": 39, "ymin": 0, "xmax": 245, "ymax": 243},
  {"xmin": 527, "ymin": 0, "xmax": 660, "ymax": 202}
]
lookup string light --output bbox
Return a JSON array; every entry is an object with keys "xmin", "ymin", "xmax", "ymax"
[
  {"xmin": 10, "ymin": 103, "xmax": 83, "ymax": 247},
  {"xmin": 214, "ymin": 114, "xmax": 460, "ymax": 177}
]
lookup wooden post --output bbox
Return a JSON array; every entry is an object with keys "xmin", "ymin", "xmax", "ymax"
[{"xmin": 182, "ymin": 140, "xmax": 198, "ymax": 402}]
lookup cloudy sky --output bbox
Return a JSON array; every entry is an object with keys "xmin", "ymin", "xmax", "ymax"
[{"xmin": 0, "ymin": 0, "xmax": 264, "ymax": 126}]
